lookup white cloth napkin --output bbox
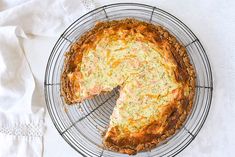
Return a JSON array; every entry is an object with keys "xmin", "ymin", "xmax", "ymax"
[{"xmin": 0, "ymin": 0, "xmax": 94, "ymax": 156}]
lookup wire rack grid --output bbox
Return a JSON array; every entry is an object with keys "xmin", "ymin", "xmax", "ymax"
[{"xmin": 44, "ymin": 3, "xmax": 213, "ymax": 157}]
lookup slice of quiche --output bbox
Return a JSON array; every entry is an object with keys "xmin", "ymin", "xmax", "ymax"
[{"xmin": 61, "ymin": 19, "xmax": 195, "ymax": 155}]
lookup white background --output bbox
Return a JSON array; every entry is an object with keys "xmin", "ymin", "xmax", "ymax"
[{"xmin": 23, "ymin": 0, "xmax": 235, "ymax": 156}]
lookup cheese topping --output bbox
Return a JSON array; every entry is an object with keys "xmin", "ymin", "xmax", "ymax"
[{"xmin": 79, "ymin": 37, "xmax": 181, "ymax": 133}]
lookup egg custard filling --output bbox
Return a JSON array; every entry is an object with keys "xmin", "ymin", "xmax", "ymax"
[{"xmin": 61, "ymin": 19, "xmax": 195, "ymax": 155}]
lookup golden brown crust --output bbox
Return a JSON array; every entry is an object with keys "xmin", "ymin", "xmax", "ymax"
[{"xmin": 61, "ymin": 19, "xmax": 196, "ymax": 154}]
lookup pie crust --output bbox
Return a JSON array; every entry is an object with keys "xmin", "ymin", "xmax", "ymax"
[{"xmin": 61, "ymin": 19, "xmax": 196, "ymax": 155}]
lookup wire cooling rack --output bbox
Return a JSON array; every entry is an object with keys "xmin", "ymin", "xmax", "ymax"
[{"xmin": 44, "ymin": 3, "xmax": 213, "ymax": 157}]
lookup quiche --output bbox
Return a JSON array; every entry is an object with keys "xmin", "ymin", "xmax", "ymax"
[{"xmin": 61, "ymin": 19, "xmax": 195, "ymax": 155}]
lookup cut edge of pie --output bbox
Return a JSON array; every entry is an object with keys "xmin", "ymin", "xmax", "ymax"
[{"xmin": 61, "ymin": 19, "xmax": 196, "ymax": 155}]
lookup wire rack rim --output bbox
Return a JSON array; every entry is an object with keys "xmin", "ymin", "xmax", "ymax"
[{"xmin": 44, "ymin": 3, "xmax": 213, "ymax": 157}]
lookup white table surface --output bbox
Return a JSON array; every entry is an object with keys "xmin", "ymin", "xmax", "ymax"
[{"xmin": 23, "ymin": 0, "xmax": 235, "ymax": 156}]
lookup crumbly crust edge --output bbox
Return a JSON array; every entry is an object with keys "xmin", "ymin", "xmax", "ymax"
[{"xmin": 61, "ymin": 19, "xmax": 196, "ymax": 155}]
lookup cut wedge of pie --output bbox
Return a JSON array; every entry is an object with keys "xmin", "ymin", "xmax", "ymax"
[{"xmin": 61, "ymin": 19, "xmax": 195, "ymax": 155}]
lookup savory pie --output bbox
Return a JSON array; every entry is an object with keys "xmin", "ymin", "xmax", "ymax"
[{"xmin": 61, "ymin": 19, "xmax": 195, "ymax": 155}]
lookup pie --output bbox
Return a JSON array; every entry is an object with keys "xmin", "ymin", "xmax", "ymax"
[{"xmin": 61, "ymin": 19, "xmax": 196, "ymax": 155}]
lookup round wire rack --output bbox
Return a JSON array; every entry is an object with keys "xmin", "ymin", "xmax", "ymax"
[{"xmin": 44, "ymin": 3, "xmax": 213, "ymax": 157}]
